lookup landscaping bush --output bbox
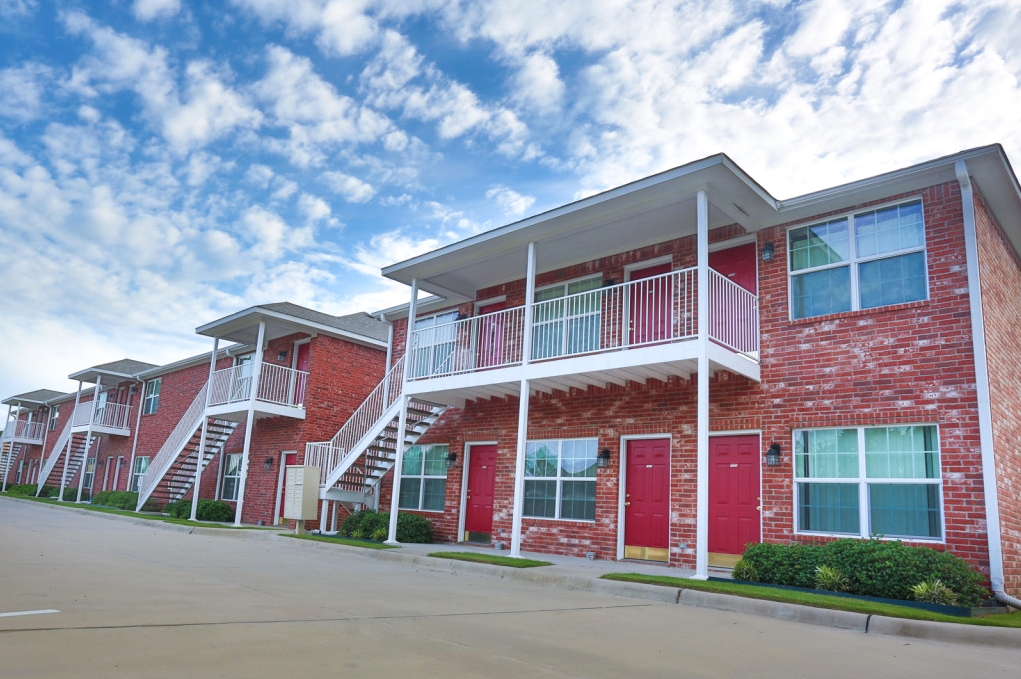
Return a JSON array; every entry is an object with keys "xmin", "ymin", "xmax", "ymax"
[
  {"xmin": 731, "ymin": 559, "xmax": 759, "ymax": 582},
  {"xmin": 164, "ymin": 499, "xmax": 191, "ymax": 519},
  {"xmin": 61, "ymin": 487, "xmax": 90, "ymax": 502},
  {"xmin": 196, "ymin": 499, "xmax": 233, "ymax": 522},
  {"xmin": 92, "ymin": 491, "xmax": 139, "ymax": 510},
  {"xmin": 338, "ymin": 509, "xmax": 433, "ymax": 543},
  {"xmin": 5, "ymin": 483, "xmax": 48, "ymax": 497},
  {"xmin": 737, "ymin": 538, "xmax": 989, "ymax": 606},
  {"xmin": 911, "ymin": 579, "xmax": 959, "ymax": 606}
]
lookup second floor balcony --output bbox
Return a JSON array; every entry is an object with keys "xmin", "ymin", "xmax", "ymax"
[
  {"xmin": 404, "ymin": 266, "xmax": 760, "ymax": 403},
  {"xmin": 206, "ymin": 362, "xmax": 309, "ymax": 421},
  {"xmin": 2, "ymin": 419, "xmax": 46, "ymax": 445},
  {"xmin": 72, "ymin": 400, "xmax": 134, "ymax": 436}
]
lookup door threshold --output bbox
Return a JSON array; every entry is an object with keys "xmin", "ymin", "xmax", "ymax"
[{"xmin": 707, "ymin": 552, "xmax": 741, "ymax": 568}]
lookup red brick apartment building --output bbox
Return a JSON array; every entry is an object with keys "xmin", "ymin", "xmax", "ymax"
[{"xmin": 301, "ymin": 145, "xmax": 1020, "ymax": 604}]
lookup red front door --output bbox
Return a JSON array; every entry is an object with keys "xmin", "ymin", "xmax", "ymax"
[
  {"xmin": 464, "ymin": 445, "xmax": 497, "ymax": 541},
  {"xmin": 624, "ymin": 438, "xmax": 670, "ymax": 561},
  {"xmin": 278, "ymin": 452, "xmax": 297, "ymax": 521},
  {"xmin": 628, "ymin": 262, "xmax": 672, "ymax": 346},
  {"xmin": 708, "ymin": 435, "xmax": 761, "ymax": 557},
  {"xmin": 476, "ymin": 301, "xmax": 506, "ymax": 369}
]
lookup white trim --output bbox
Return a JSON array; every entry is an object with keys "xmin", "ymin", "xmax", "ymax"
[
  {"xmin": 617, "ymin": 434, "xmax": 672, "ymax": 562},
  {"xmin": 290, "ymin": 338, "xmax": 311, "ymax": 371},
  {"xmin": 534, "ymin": 272, "xmax": 604, "ymax": 294},
  {"xmin": 708, "ymin": 234, "xmax": 757, "ymax": 252},
  {"xmin": 458, "ymin": 441, "xmax": 499, "ymax": 542},
  {"xmin": 957, "ymin": 161, "xmax": 1005, "ymax": 592},
  {"xmin": 623, "ymin": 256, "xmax": 671, "ymax": 280}
]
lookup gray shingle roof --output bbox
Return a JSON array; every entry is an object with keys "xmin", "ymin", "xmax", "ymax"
[
  {"xmin": 257, "ymin": 303, "xmax": 389, "ymax": 342},
  {"xmin": 88, "ymin": 359, "xmax": 160, "ymax": 375},
  {"xmin": 2, "ymin": 389, "xmax": 67, "ymax": 405}
]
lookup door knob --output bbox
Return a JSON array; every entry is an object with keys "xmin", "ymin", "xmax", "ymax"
[{"xmin": 625, "ymin": 501, "xmax": 630, "ymax": 506}]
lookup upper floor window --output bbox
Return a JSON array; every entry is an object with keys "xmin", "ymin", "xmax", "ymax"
[
  {"xmin": 788, "ymin": 200, "xmax": 927, "ymax": 320},
  {"xmin": 412, "ymin": 311, "xmax": 458, "ymax": 377},
  {"xmin": 49, "ymin": 404, "xmax": 59, "ymax": 431},
  {"xmin": 142, "ymin": 378, "xmax": 161, "ymax": 415},
  {"xmin": 532, "ymin": 276, "xmax": 602, "ymax": 359}
]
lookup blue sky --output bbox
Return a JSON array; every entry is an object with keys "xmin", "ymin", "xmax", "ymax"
[{"xmin": 2, "ymin": 0, "xmax": 1021, "ymax": 401}]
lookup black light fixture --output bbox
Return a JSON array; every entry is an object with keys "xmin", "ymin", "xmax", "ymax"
[
  {"xmin": 445, "ymin": 452, "xmax": 458, "ymax": 469},
  {"xmin": 277, "ymin": 350, "xmax": 288, "ymax": 361},
  {"xmin": 597, "ymin": 448, "xmax": 612, "ymax": 469},
  {"xmin": 761, "ymin": 241, "xmax": 776, "ymax": 262},
  {"xmin": 263, "ymin": 457, "xmax": 274, "ymax": 470},
  {"xmin": 765, "ymin": 442, "xmax": 782, "ymax": 467}
]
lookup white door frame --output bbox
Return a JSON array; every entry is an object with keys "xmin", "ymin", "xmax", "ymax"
[{"xmin": 616, "ymin": 433, "xmax": 672, "ymax": 562}]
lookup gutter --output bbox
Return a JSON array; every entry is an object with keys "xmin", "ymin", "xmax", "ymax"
[{"xmin": 956, "ymin": 160, "xmax": 1016, "ymax": 609}]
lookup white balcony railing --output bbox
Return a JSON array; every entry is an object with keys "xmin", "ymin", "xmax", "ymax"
[
  {"xmin": 73, "ymin": 400, "xmax": 133, "ymax": 431},
  {"xmin": 2, "ymin": 419, "xmax": 45, "ymax": 443},
  {"xmin": 208, "ymin": 362, "xmax": 309, "ymax": 409},
  {"xmin": 406, "ymin": 266, "xmax": 759, "ymax": 381}
]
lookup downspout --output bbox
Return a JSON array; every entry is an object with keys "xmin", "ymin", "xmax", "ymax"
[{"xmin": 956, "ymin": 161, "xmax": 1018, "ymax": 610}]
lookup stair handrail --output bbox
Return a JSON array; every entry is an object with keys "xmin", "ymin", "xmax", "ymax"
[
  {"xmin": 305, "ymin": 355, "xmax": 406, "ymax": 485},
  {"xmin": 135, "ymin": 385, "xmax": 208, "ymax": 509},
  {"xmin": 35, "ymin": 418, "xmax": 74, "ymax": 495}
]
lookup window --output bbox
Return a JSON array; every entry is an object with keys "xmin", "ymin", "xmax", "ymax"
[
  {"xmin": 143, "ymin": 378, "xmax": 161, "ymax": 415},
  {"xmin": 532, "ymin": 276, "xmax": 602, "ymax": 359},
  {"xmin": 789, "ymin": 200, "xmax": 926, "ymax": 319},
  {"xmin": 221, "ymin": 453, "xmax": 242, "ymax": 501},
  {"xmin": 795, "ymin": 425, "xmax": 942, "ymax": 539},
  {"xmin": 524, "ymin": 438, "xmax": 597, "ymax": 521},
  {"xmin": 84, "ymin": 458, "xmax": 96, "ymax": 491},
  {"xmin": 398, "ymin": 444, "xmax": 448, "ymax": 511},
  {"xmin": 412, "ymin": 311, "xmax": 458, "ymax": 377},
  {"xmin": 131, "ymin": 456, "xmax": 149, "ymax": 493},
  {"xmin": 49, "ymin": 405, "xmax": 59, "ymax": 431}
]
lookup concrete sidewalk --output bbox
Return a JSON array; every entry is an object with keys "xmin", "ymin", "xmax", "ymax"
[{"xmin": 9, "ymin": 496, "xmax": 1021, "ymax": 648}]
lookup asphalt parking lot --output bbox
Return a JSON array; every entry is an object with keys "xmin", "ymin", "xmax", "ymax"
[{"xmin": 2, "ymin": 498, "xmax": 1020, "ymax": 678}]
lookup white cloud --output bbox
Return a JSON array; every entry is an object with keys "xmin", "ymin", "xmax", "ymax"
[
  {"xmin": 297, "ymin": 193, "xmax": 332, "ymax": 223},
  {"xmin": 320, "ymin": 170, "xmax": 376, "ymax": 203},
  {"xmin": 0, "ymin": 0, "xmax": 37, "ymax": 20},
  {"xmin": 162, "ymin": 61, "xmax": 263, "ymax": 153},
  {"xmin": 133, "ymin": 0, "xmax": 181, "ymax": 22},
  {"xmin": 509, "ymin": 52, "xmax": 565, "ymax": 114},
  {"xmin": 0, "ymin": 63, "xmax": 52, "ymax": 121},
  {"xmin": 486, "ymin": 185, "xmax": 535, "ymax": 217},
  {"xmin": 229, "ymin": 0, "xmax": 379, "ymax": 56}
]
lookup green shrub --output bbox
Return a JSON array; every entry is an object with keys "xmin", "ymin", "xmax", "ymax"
[
  {"xmin": 61, "ymin": 487, "xmax": 90, "ymax": 502},
  {"xmin": 911, "ymin": 579, "xmax": 960, "ymax": 606},
  {"xmin": 340, "ymin": 509, "xmax": 385, "ymax": 538},
  {"xmin": 396, "ymin": 512, "xmax": 433, "ymax": 543},
  {"xmin": 5, "ymin": 483, "xmax": 47, "ymax": 496},
  {"xmin": 370, "ymin": 527, "xmax": 388, "ymax": 542},
  {"xmin": 338, "ymin": 509, "xmax": 433, "ymax": 543},
  {"xmin": 196, "ymin": 499, "xmax": 233, "ymax": 522},
  {"xmin": 92, "ymin": 491, "xmax": 139, "ymax": 510},
  {"xmin": 731, "ymin": 559, "xmax": 759, "ymax": 582},
  {"xmin": 164, "ymin": 499, "xmax": 191, "ymax": 519},
  {"xmin": 740, "ymin": 538, "xmax": 988, "ymax": 606},
  {"xmin": 814, "ymin": 564, "xmax": 849, "ymax": 592}
]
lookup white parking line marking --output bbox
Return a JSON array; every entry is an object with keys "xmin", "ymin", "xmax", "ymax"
[{"xmin": 0, "ymin": 609, "xmax": 60, "ymax": 618}]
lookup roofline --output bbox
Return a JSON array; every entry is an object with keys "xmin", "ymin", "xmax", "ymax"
[
  {"xmin": 195, "ymin": 305, "xmax": 388, "ymax": 349},
  {"xmin": 1, "ymin": 393, "xmax": 66, "ymax": 407},
  {"xmin": 67, "ymin": 367, "xmax": 143, "ymax": 382},
  {"xmin": 134, "ymin": 345, "xmax": 244, "ymax": 380}
]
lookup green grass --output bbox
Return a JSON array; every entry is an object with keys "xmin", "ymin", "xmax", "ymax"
[
  {"xmin": 1, "ymin": 494, "xmax": 265, "ymax": 529},
  {"xmin": 280, "ymin": 534, "xmax": 398, "ymax": 549},
  {"xmin": 428, "ymin": 551, "xmax": 552, "ymax": 568},
  {"xmin": 601, "ymin": 573, "xmax": 1021, "ymax": 628}
]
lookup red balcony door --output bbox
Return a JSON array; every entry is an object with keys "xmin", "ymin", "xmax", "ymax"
[
  {"xmin": 476, "ymin": 301, "xmax": 506, "ymax": 368},
  {"xmin": 708, "ymin": 435, "xmax": 760, "ymax": 560},
  {"xmin": 464, "ymin": 445, "xmax": 497, "ymax": 541},
  {"xmin": 277, "ymin": 452, "xmax": 297, "ymax": 522},
  {"xmin": 293, "ymin": 342, "xmax": 310, "ymax": 404},
  {"xmin": 295, "ymin": 342, "xmax": 310, "ymax": 371},
  {"xmin": 708, "ymin": 243, "xmax": 757, "ymax": 349},
  {"xmin": 628, "ymin": 262, "xmax": 672, "ymax": 346},
  {"xmin": 624, "ymin": 438, "xmax": 670, "ymax": 561},
  {"xmin": 709, "ymin": 243, "xmax": 757, "ymax": 294}
]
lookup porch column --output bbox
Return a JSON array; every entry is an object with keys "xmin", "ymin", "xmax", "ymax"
[
  {"xmin": 386, "ymin": 279, "xmax": 418, "ymax": 544},
  {"xmin": 510, "ymin": 242, "xmax": 536, "ymax": 558},
  {"xmin": 76, "ymin": 376, "xmax": 102, "ymax": 503},
  {"xmin": 126, "ymin": 380, "xmax": 145, "ymax": 493},
  {"xmin": 695, "ymin": 189, "xmax": 710, "ymax": 580},
  {"xmin": 234, "ymin": 322, "xmax": 266, "ymax": 526},
  {"xmin": 2, "ymin": 403, "xmax": 13, "ymax": 492},
  {"xmin": 58, "ymin": 381, "xmax": 84, "ymax": 501},
  {"xmin": 191, "ymin": 338, "xmax": 219, "ymax": 521}
]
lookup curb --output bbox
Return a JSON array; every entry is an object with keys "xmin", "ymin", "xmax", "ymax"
[{"xmin": 6, "ymin": 496, "xmax": 1019, "ymax": 646}]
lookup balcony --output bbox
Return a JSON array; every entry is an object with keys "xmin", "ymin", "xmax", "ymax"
[
  {"xmin": 404, "ymin": 267, "xmax": 760, "ymax": 404},
  {"xmin": 72, "ymin": 401, "xmax": 134, "ymax": 436},
  {"xmin": 206, "ymin": 362, "xmax": 309, "ymax": 421},
  {"xmin": 1, "ymin": 419, "xmax": 45, "ymax": 445}
]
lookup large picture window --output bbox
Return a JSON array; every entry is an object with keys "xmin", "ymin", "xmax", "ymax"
[
  {"xmin": 532, "ymin": 276, "xmax": 602, "ymax": 359},
  {"xmin": 143, "ymin": 378, "xmax": 161, "ymax": 415},
  {"xmin": 524, "ymin": 438, "xmax": 597, "ymax": 521},
  {"xmin": 789, "ymin": 200, "xmax": 926, "ymax": 319},
  {"xmin": 221, "ymin": 453, "xmax": 242, "ymax": 501},
  {"xmin": 412, "ymin": 312, "xmax": 458, "ymax": 377},
  {"xmin": 795, "ymin": 425, "xmax": 942, "ymax": 540},
  {"xmin": 398, "ymin": 444, "xmax": 448, "ymax": 511}
]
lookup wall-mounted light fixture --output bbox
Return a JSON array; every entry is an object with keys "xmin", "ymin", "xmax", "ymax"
[
  {"xmin": 445, "ymin": 452, "xmax": 458, "ymax": 469},
  {"xmin": 277, "ymin": 350, "xmax": 288, "ymax": 361},
  {"xmin": 263, "ymin": 457, "xmax": 274, "ymax": 470},
  {"xmin": 597, "ymin": 448, "xmax": 612, "ymax": 469},
  {"xmin": 765, "ymin": 442, "xmax": 782, "ymax": 467},
  {"xmin": 761, "ymin": 241, "xmax": 776, "ymax": 262}
]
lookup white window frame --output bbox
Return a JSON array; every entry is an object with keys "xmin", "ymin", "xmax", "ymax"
[
  {"xmin": 523, "ymin": 438, "xmax": 598, "ymax": 522},
  {"xmin": 83, "ymin": 457, "xmax": 96, "ymax": 491},
  {"xmin": 787, "ymin": 198, "xmax": 929, "ymax": 320},
  {"xmin": 49, "ymin": 404, "xmax": 59, "ymax": 431},
  {"xmin": 131, "ymin": 456, "xmax": 149, "ymax": 493},
  {"xmin": 532, "ymin": 274, "xmax": 603, "ymax": 359},
  {"xmin": 221, "ymin": 453, "xmax": 243, "ymax": 502},
  {"xmin": 792, "ymin": 424, "xmax": 944, "ymax": 542},
  {"xmin": 398, "ymin": 443, "xmax": 449, "ymax": 512},
  {"xmin": 412, "ymin": 311, "xmax": 459, "ymax": 377},
  {"xmin": 142, "ymin": 378, "xmax": 161, "ymax": 415}
]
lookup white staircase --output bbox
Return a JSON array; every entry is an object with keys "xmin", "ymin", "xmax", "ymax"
[
  {"xmin": 1, "ymin": 441, "xmax": 22, "ymax": 487},
  {"xmin": 135, "ymin": 385, "xmax": 239, "ymax": 511},
  {"xmin": 305, "ymin": 356, "xmax": 447, "ymax": 504},
  {"xmin": 35, "ymin": 424, "xmax": 95, "ymax": 496}
]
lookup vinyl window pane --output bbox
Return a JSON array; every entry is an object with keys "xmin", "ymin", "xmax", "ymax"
[
  {"xmin": 560, "ymin": 480, "xmax": 596, "ymax": 520},
  {"xmin": 402, "ymin": 446, "xmax": 423, "ymax": 476},
  {"xmin": 523, "ymin": 480, "xmax": 557, "ymax": 518},
  {"xmin": 859, "ymin": 252, "xmax": 926, "ymax": 309},
  {"xmin": 422, "ymin": 478, "xmax": 446, "ymax": 511},
  {"xmin": 865, "ymin": 426, "xmax": 938, "ymax": 479},
  {"xmin": 525, "ymin": 442, "xmax": 558, "ymax": 478},
  {"xmin": 869, "ymin": 483, "xmax": 941, "ymax": 538},
  {"xmin": 398, "ymin": 478, "xmax": 422, "ymax": 510},
  {"xmin": 795, "ymin": 429, "xmax": 858, "ymax": 479},
  {"xmin": 789, "ymin": 219, "xmax": 849, "ymax": 271},
  {"xmin": 423, "ymin": 445, "xmax": 448, "ymax": 476},
  {"xmin": 791, "ymin": 267, "xmax": 851, "ymax": 319},
  {"xmin": 798, "ymin": 482, "xmax": 860, "ymax": 534}
]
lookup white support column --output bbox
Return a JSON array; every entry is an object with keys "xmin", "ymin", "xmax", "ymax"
[
  {"xmin": 58, "ymin": 382, "xmax": 84, "ymax": 501},
  {"xmin": 385, "ymin": 279, "xmax": 418, "ymax": 545},
  {"xmin": 1, "ymin": 403, "xmax": 13, "ymax": 492},
  {"xmin": 694, "ymin": 189, "xmax": 710, "ymax": 580},
  {"xmin": 38, "ymin": 404, "xmax": 52, "ymax": 487},
  {"xmin": 510, "ymin": 242, "xmax": 536, "ymax": 558},
  {"xmin": 77, "ymin": 376, "xmax": 102, "ymax": 503},
  {"xmin": 319, "ymin": 501, "xmax": 329, "ymax": 533},
  {"xmin": 126, "ymin": 383, "xmax": 144, "ymax": 493},
  {"xmin": 191, "ymin": 338, "xmax": 219, "ymax": 521},
  {"xmin": 234, "ymin": 322, "xmax": 266, "ymax": 526}
]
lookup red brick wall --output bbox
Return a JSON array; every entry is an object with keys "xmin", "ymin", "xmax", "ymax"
[
  {"xmin": 974, "ymin": 187, "xmax": 1021, "ymax": 592},
  {"xmin": 380, "ymin": 181, "xmax": 994, "ymax": 575}
]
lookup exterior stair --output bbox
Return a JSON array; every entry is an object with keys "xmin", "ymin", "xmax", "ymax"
[
  {"xmin": 35, "ymin": 430, "xmax": 95, "ymax": 495},
  {"xmin": 1, "ymin": 441, "xmax": 22, "ymax": 487},
  {"xmin": 305, "ymin": 355, "xmax": 447, "ymax": 506},
  {"xmin": 135, "ymin": 385, "xmax": 239, "ymax": 511}
]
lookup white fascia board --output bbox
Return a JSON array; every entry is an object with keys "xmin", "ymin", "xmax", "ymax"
[
  {"xmin": 196, "ymin": 307, "xmax": 388, "ymax": 350},
  {"xmin": 66, "ymin": 368, "xmax": 139, "ymax": 383},
  {"xmin": 372, "ymin": 295, "xmax": 460, "ymax": 321},
  {"xmin": 134, "ymin": 347, "xmax": 237, "ymax": 380}
]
